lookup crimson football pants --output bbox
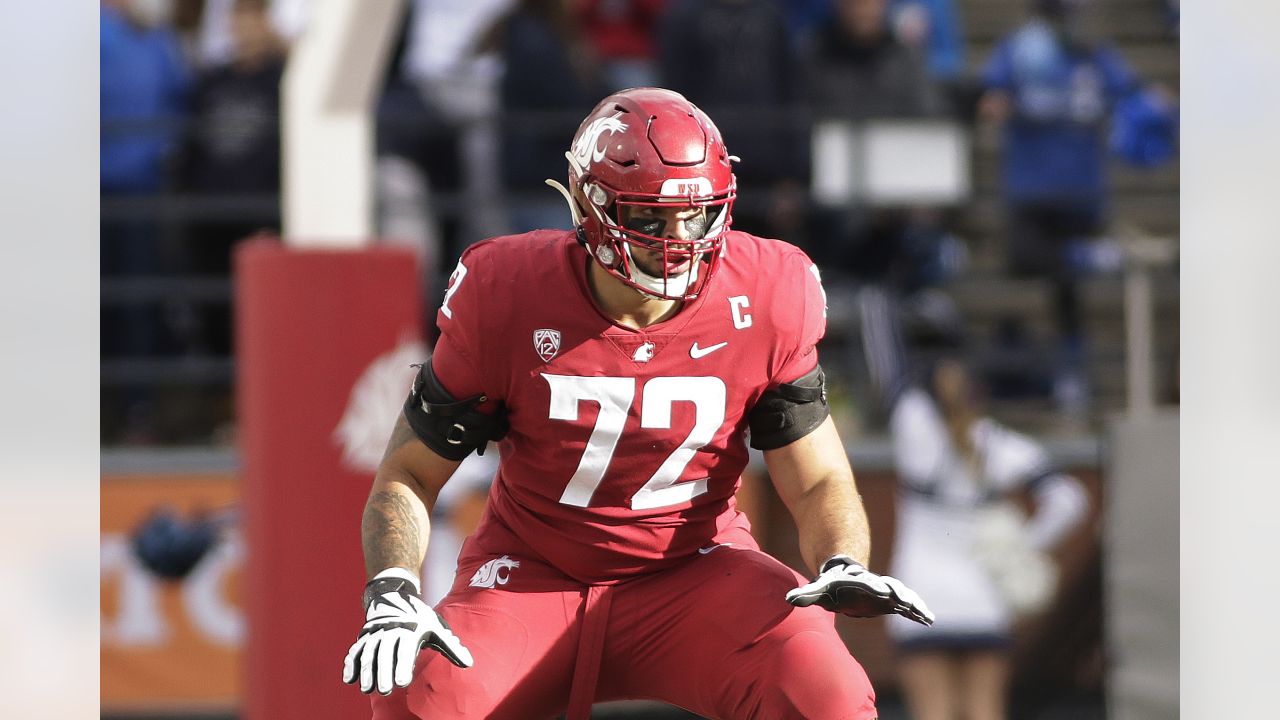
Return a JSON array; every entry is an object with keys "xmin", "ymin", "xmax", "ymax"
[{"xmin": 370, "ymin": 540, "xmax": 877, "ymax": 719}]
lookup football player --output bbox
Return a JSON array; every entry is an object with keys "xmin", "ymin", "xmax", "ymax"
[{"xmin": 343, "ymin": 87, "xmax": 933, "ymax": 719}]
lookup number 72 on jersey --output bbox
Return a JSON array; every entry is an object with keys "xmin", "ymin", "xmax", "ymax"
[{"xmin": 542, "ymin": 374, "xmax": 727, "ymax": 512}]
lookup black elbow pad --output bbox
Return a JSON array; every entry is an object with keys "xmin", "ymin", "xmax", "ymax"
[
  {"xmin": 402, "ymin": 361, "xmax": 508, "ymax": 461},
  {"xmin": 748, "ymin": 364, "xmax": 830, "ymax": 451}
]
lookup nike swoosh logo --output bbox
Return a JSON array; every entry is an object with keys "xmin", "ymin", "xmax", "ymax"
[
  {"xmin": 698, "ymin": 543, "xmax": 734, "ymax": 555},
  {"xmin": 690, "ymin": 341, "xmax": 728, "ymax": 359}
]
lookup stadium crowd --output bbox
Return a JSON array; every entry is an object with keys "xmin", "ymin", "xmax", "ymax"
[{"xmin": 101, "ymin": 0, "xmax": 1177, "ymax": 448}]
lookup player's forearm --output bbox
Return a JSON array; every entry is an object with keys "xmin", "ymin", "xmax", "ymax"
[
  {"xmin": 790, "ymin": 471, "xmax": 872, "ymax": 572},
  {"xmin": 764, "ymin": 419, "xmax": 873, "ymax": 572},
  {"xmin": 361, "ymin": 472, "xmax": 432, "ymax": 579}
]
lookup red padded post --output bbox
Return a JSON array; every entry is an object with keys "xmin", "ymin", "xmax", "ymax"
[{"xmin": 236, "ymin": 238, "xmax": 423, "ymax": 720}]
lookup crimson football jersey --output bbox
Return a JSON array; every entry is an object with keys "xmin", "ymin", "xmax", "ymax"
[{"xmin": 430, "ymin": 229, "xmax": 828, "ymax": 584}]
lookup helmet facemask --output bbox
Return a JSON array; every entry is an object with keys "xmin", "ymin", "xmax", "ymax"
[{"xmin": 582, "ymin": 179, "xmax": 733, "ymax": 300}]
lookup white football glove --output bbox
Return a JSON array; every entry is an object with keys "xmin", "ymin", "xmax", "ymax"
[
  {"xmin": 342, "ymin": 568, "xmax": 473, "ymax": 695},
  {"xmin": 786, "ymin": 555, "xmax": 935, "ymax": 627}
]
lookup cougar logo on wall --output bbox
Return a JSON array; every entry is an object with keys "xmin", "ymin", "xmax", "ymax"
[{"xmin": 334, "ymin": 337, "xmax": 429, "ymax": 473}]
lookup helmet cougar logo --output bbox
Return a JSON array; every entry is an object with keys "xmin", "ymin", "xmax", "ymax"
[
  {"xmin": 569, "ymin": 113, "xmax": 627, "ymax": 174},
  {"xmin": 469, "ymin": 556, "xmax": 521, "ymax": 589}
]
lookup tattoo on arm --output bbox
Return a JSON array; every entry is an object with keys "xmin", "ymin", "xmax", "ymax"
[{"xmin": 362, "ymin": 487, "xmax": 426, "ymax": 576}]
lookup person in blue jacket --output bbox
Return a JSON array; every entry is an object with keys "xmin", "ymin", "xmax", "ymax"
[{"xmin": 977, "ymin": 0, "xmax": 1145, "ymax": 415}]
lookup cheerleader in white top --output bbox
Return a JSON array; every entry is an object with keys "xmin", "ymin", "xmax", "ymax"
[{"xmin": 861, "ymin": 288, "xmax": 1089, "ymax": 720}]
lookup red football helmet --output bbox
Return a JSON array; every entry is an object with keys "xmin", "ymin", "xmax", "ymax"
[{"xmin": 548, "ymin": 88, "xmax": 737, "ymax": 300}]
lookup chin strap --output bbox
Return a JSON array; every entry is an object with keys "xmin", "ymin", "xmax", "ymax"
[
  {"xmin": 543, "ymin": 178, "xmax": 582, "ymax": 225},
  {"xmin": 548, "ymin": 173, "xmax": 616, "ymax": 274},
  {"xmin": 545, "ymin": 152, "xmax": 585, "ymax": 226}
]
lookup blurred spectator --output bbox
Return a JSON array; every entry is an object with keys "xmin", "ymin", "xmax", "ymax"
[
  {"xmin": 499, "ymin": 0, "xmax": 604, "ymax": 233},
  {"xmin": 193, "ymin": 0, "xmax": 310, "ymax": 68},
  {"xmin": 1109, "ymin": 86, "xmax": 1178, "ymax": 169},
  {"xmin": 979, "ymin": 315, "xmax": 1055, "ymax": 400},
  {"xmin": 657, "ymin": 0, "xmax": 808, "ymax": 240},
  {"xmin": 576, "ymin": 0, "xmax": 665, "ymax": 91},
  {"xmin": 1163, "ymin": 0, "xmax": 1178, "ymax": 36},
  {"xmin": 804, "ymin": 0, "xmax": 954, "ymax": 314},
  {"xmin": 179, "ymin": 0, "xmax": 286, "ymax": 354},
  {"xmin": 376, "ymin": 8, "xmax": 449, "ymax": 299},
  {"xmin": 978, "ymin": 0, "xmax": 1143, "ymax": 413},
  {"xmin": 808, "ymin": 0, "xmax": 946, "ymax": 120},
  {"xmin": 812, "ymin": 206, "xmax": 965, "ymax": 296},
  {"xmin": 401, "ymin": 0, "xmax": 514, "ymax": 121},
  {"xmin": 102, "ymin": 0, "xmax": 193, "ymax": 440},
  {"xmin": 890, "ymin": 0, "xmax": 965, "ymax": 81},
  {"xmin": 102, "ymin": 0, "xmax": 191, "ymax": 197},
  {"xmin": 183, "ymin": 0, "xmax": 285, "ymax": 203},
  {"xmin": 779, "ymin": 0, "xmax": 835, "ymax": 53},
  {"xmin": 860, "ymin": 287, "xmax": 1089, "ymax": 720},
  {"xmin": 400, "ymin": 0, "xmax": 515, "ymax": 255}
]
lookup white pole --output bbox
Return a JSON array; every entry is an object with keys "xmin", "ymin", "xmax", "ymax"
[
  {"xmin": 281, "ymin": 0, "xmax": 406, "ymax": 247},
  {"xmin": 1122, "ymin": 234, "xmax": 1177, "ymax": 416},
  {"xmin": 1124, "ymin": 261, "xmax": 1154, "ymax": 415}
]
